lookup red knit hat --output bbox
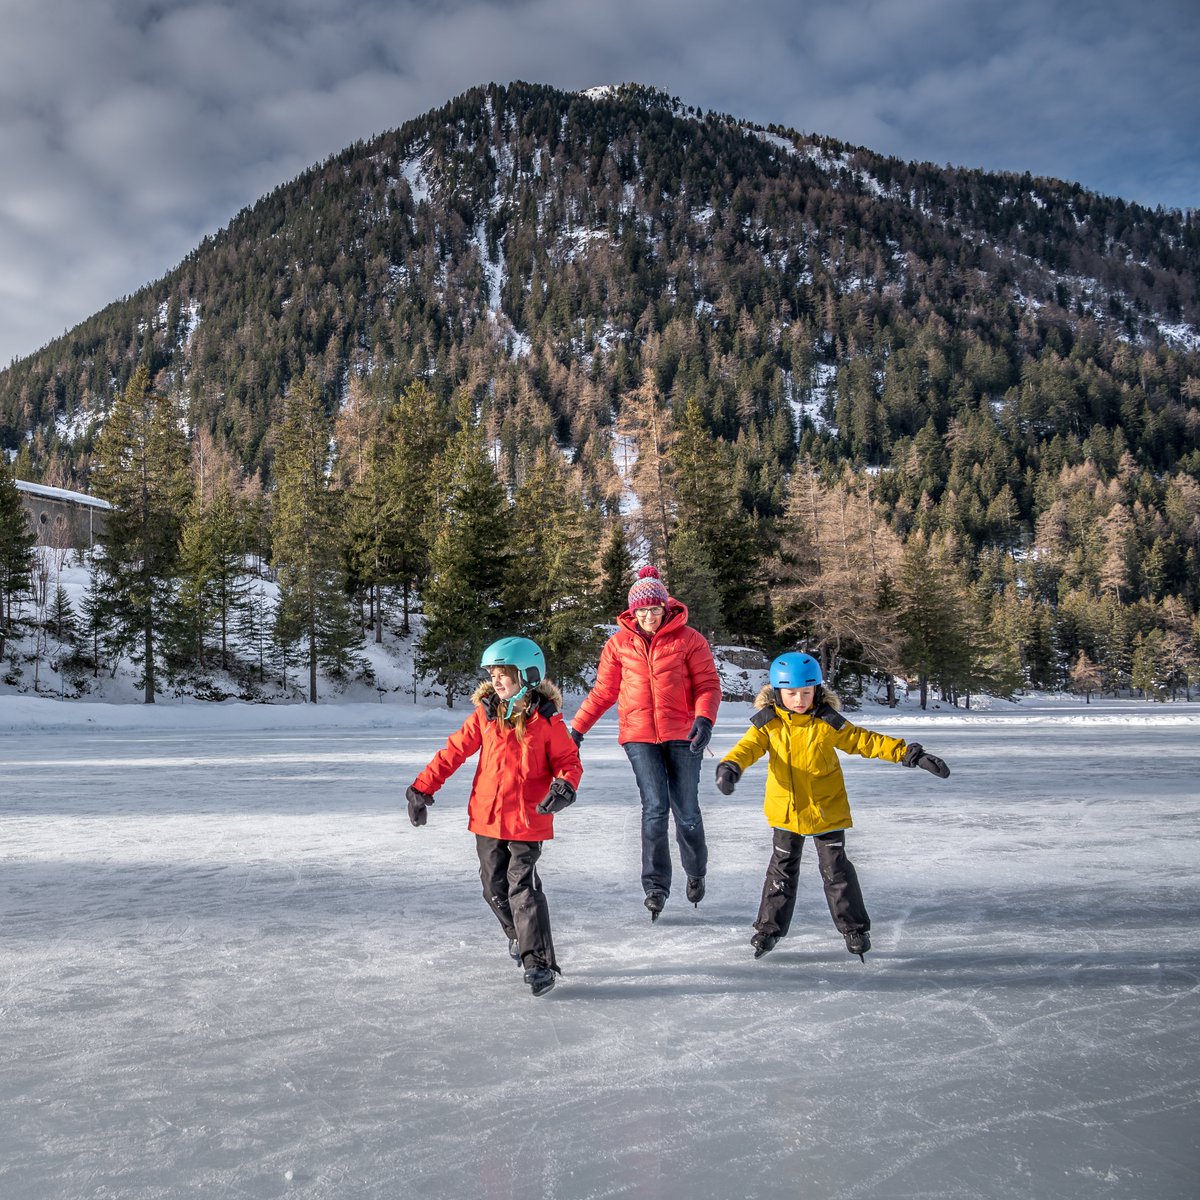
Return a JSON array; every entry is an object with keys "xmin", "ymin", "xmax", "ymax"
[{"xmin": 627, "ymin": 565, "xmax": 670, "ymax": 611}]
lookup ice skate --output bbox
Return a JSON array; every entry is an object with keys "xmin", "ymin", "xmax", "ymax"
[
  {"xmin": 844, "ymin": 930, "xmax": 870, "ymax": 961},
  {"xmin": 751, "ymin": 931, "xmax": 779, "ymax": 958},
  {"xmin": 523, "ymin": 964, "xmax": 556, "ymax": 996}
]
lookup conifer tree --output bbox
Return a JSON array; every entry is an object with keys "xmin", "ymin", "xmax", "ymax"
[
  {"xmin": 0, "ymin": 459, "xmax": 35, "ymax": 657},
  {"xmin": 90, "ymin": 364, "xmax": 191, "ymax": 703},
  {"xmin": 505, "ymin": 447, "xmax": 604, "ymax": 688},
  {"xmin": 666, "ymin": 529, "xmax": 723, "ymax": 639},
  {"xmin": 178, "ymin": 480, "xmax": 247, "ymax": 671},
  {"xmin": 271, "ymin": 374, "xmax": 360, "ymax": 702},
  {"xmin": 337, "ymin": 376, "xmax": 392, "ymax": 641},
  {"xmin": 386, "ymin": 380, "xmax": 450, "ymax": 635},
  {"xmin": 774, "ymin": 462, "xmax": 903, "ymax": 684},
  {"xmin": 896, "ymin": 532, "xmax": 972, "ymax": 709},
  {"xmin": 47, "ymin": 581, "xmax": 78, "ymax": 647},
  {"xmin": 597, "ymin": 518, "xmax": 633, "ymax": 619},
  {"xmin": 1068, "ymin": 649, "xmax": 1102, "ymax": 702},
  {"xmin": 617, "ymin": 366, "xmax": 676, "ymax": 569},
  {"xmin": 416, "ymin": 399, "xmax": 512, "ymax": 706}
]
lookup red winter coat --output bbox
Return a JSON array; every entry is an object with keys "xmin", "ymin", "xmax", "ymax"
[
  {"xmin": 571, "ymin": 601, "xmax": 721, "ymax": 745},
  {"xmin": 412, "ymin": 681, "xmax": 583, "ymax": 841}
]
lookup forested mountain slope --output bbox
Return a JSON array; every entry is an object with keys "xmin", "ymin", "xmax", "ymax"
[{"xmin": 2, "ymin": 81, "xmax": 1199, "ymax": 699}]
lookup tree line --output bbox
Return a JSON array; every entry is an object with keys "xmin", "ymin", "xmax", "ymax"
[{"xmin": 4, "ymin": 357, "xmax": 1199, "ymax": 707}]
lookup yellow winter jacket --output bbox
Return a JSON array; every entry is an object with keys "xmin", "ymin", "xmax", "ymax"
[{"xmin": 722, "ymin": 687, "xmax": 908, "ymax": 835}]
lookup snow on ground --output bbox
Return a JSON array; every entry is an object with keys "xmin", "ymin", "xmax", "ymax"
[{"xmin": 2, "ymin": 697, "xmax": 1198, "ymax": 1199}]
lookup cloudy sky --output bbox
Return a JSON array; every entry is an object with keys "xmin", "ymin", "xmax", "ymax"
[{"xmin": 1, "ymin": 0, "xmax": 1196, "ymax": 367}]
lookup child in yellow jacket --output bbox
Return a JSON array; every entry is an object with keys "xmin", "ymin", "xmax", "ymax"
[{"xmin": 715, "ymin": 652, "xmax": 949, "ymax": 961}]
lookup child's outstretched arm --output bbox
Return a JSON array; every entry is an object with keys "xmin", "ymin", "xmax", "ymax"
[
  {"xmin": 407, "ymin": 708, "xmax": 486, "ymax": 824},
  {"xmin": 716, "ymin": 722, "xmax": 770, "ymax": 793},
  {"xmin": 901, "ymin": 741, "xmax": 951, "ymax": 778}
]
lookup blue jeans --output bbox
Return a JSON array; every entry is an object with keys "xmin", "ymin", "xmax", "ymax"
[{"xmin": 623, "ymin": 741, "xmax": 708, "ymax": 896}]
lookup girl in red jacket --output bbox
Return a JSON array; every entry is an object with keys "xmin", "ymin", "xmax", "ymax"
[
  {"xmin": 570, "ymin": 566, "xmax": 721, "ymax": 920},
  {"xmin": 406, "ymin": 637, "xmax": 582, "ymax": 997}
]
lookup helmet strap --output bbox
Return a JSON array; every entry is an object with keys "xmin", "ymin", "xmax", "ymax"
[{"xmin": 504, "ymin": 685, "xmax": 529, "ymax": 720}]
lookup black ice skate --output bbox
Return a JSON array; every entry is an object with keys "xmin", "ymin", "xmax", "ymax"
[
  {"xmin": 508, "ymin": 937, "xmax": 520, "ymax": 963},
  {"xmin": 751, "ymin": 931, "xmax": 779, "ymax": 959},
  {"xmin": 686, "ymin": 876, "xmax": 705, "ymax": 907},
  {"xmin": 644, "ymin": 890, "xmax": 667, "ymax": 921},
  {"xmin": 844, "ymin": 930, "xmax": 871, "ymax": 961},
  {"xmin": 524, "ymin": 964, "xmax": 556, "ymax": 996}
]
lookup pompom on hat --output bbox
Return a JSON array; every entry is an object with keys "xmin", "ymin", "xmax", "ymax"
[{"xmin": 627, "ymin": 565, "xmax": 670, "ymax": 611}]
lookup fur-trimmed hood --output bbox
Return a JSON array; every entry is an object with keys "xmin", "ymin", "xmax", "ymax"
[
  {"xmin": 472, "ymin": 678, "xmax": 564, "ymax": 716},
  {"xmin": 754, "ymin": 684, "xmax": 842, "ymax": 712}
]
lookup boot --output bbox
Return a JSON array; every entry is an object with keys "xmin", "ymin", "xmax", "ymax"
[
  {"xmin": 751, "ymin": 931, "xmax": 779, "ymax": 959},
  {"xmin": 844, "ymin": 930, "xmax": 871, "ymax": 961},
  {"xmin": 686, "ymin": 876, "xmax": 705, "ymax": 907},
  {"xmin": 644, "ymin": 890, "xmax": 667, "ymax": 921},
  {"xmin": 524, "ymin": 964, "xmax": 556, "ymax": 997},
  {"xmin": 507, "ymin": 937, "xmax": 520, "ymax": 963}
]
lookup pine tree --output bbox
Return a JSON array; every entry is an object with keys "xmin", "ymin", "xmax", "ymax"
[
  {"xmin": 896, "ymin": 532, "xmax": 972, "ymax": 709},
  {"xmin": 0, "ymin": 459, "xmax": 35, "ymax": 658},
  {"xmin": 386, "ymin": 380, "xmax": 450, "ymax": 636},
  {"xmin": 47, "ymin": 582, "xmax": 78, "ymax": 646},
  {"xmin": 416, "ymin": 399, "xmax": 512, "ymax": 706},
  {"xmin": 774, "ymin": 462, "xmax": 903, "ymax": 685},
  {"xmin": 271, "ymin": 374, "xmax": 361, "ymax": 702},
  {"xmin": 671, "ymin": 395, "xmax": 761, "ymax": 639},
  {"xmin": 597, "ymin": 518, "xmax": 633, "ymax": 619},
  {"xmin": 1068, "ymin": 649, "xmax": 1102, "ymax": 702},
  {"xmin": 337, "ymin": 376, "xmax": 392, "ymax": 641},
  {"xmin": 666, "ymin": 529, "xmax": 723, "ymax": 639},
  {"xmin": 90, "ymin": 364, "xmax": 191, "ymax": 703},
  {"xmin": 178, "ymin": 480, "xmax": 248, "ymax": 671},
  {"xmin": 617, "ymin": 365, "xmax": 676, "ymax": 568},
  {"xmin": 1131, "ymin": 629, "xmax": 1164, "ymax": 700},
  {"xmin": 505, "ymin": 447, "xmax": 604, "ymax": 688}
]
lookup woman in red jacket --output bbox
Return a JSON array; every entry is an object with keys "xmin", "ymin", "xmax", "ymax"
[
  {"xmin": 570, "ymin": 566, "xmax": 721, "ymax": 920},
  {"xmin": 406, "ymin": 637, "xmax": 582, "ymax": 997}
]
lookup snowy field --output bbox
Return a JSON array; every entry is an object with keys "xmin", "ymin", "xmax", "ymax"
[{"xmin": 2, "ymin": 695, "xmax": 1199, "ymax": 1199}]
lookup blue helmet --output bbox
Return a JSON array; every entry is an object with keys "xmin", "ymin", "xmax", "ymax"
[
  {"xmin": 769, "ymin": 651, "xmax": 823, "ymax": 688},
  {"xmin": 480, "ymin": 636, "xmax": 545, "ymax": 688}
]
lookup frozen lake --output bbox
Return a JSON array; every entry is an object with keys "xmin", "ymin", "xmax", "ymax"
[{"xmin": 2, "ymin": 697, "xmax": 1198, "ymax": 1198}]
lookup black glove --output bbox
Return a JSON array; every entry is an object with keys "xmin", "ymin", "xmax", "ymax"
[
  {"xmin": 902, "ymin": 743, "xmax": 951, "ymax": 778},
  {"xmin": 688, "ymin": 716, "xmax": 713, "ymax": 755},
  {"xmin": 715, "ymin": 762, "xmax": 741, "ymax": 795},
  {"xmin": 568, "ymin": 727, "xmax": 584, "ymax": 748},
  {"xmin": 536, "ymin": 778, "xmax": 576, "ymax": 814},
  {"xmin": 406, "ymin": 785, "xmax": 433, "ymax": 826}
]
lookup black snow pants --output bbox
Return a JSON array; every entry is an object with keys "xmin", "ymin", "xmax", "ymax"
[
  {"xmin": 754, "ymin": 827, "xmax": 870, "ymax": 938},
  {"xmin": 476, "ymin": 835, "xmax": 558, "ymax": 972}
]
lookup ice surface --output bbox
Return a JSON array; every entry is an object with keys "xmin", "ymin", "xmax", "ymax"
[{"xmin": 2, "ymin": 697, "xmax": 1198, "ymax": 1198}]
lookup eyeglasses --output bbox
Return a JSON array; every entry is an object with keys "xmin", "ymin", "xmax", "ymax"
[{"xmin": 635, "ymin": 606, "xmax": 664, "ymax": 616}]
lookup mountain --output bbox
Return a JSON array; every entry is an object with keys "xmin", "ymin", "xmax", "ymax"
[
  {"xmin": 2, "ymin": 80, "xmax": 1196, "ymax": 486},
  {"xmin": 3, "ymin": 80, "xmax": 1200, "ymax": 697}
]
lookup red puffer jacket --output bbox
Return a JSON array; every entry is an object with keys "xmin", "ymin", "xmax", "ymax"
[
  {"xmin": 413, "ymin": 681, "xmax": 583, "ymax": 841},
  {"xmin": 571, "ymin": 601, "xmax": 721, "ymax": 745}
]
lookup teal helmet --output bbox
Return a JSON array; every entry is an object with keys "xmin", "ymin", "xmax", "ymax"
[
  {"xmin": 769, "ymin": 651, "xmax": 823, "ymax": 688},
  {"xmin": 480, "ymin": 636, "xmax": 545, "ymax": 689}
]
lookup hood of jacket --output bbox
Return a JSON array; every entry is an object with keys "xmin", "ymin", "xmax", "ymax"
[
  {"xmin": 753, "ymin": 683, "xmax": 842, "ymax": 718},
  {"xmin": 472, "ymin": 678, "xmax": 564, "ymax": 714}
]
